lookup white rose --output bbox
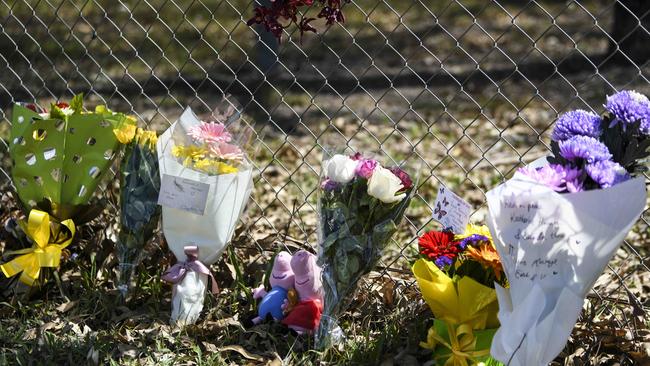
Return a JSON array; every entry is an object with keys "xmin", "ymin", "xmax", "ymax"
[
  {"xmin": 367, "ymin": 166, "xmax": 405, "ymax": 203},
  {"xmin": 324, "ymin": 154, "xmax": 358, "ymax": 183}
]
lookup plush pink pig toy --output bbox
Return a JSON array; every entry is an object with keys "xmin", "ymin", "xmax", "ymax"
[
  {"xmin": 250, "ymin": 251, "xmax": 295, "ymax": 325},
  {"xmin": 281, "ymin": 250, "xmax": 323, "ymax": 334}
]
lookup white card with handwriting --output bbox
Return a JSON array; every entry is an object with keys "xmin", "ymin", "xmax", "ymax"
[
  {"xmin": 158, "ymin": 174, "xmax": 210, "ymax": 215},
  {"xmin": 432, "ymin": 183, "xmax": 472, "ymax": 233}
]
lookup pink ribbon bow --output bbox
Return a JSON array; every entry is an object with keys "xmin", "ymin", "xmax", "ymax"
[{"xmin": 162, "ymin": 246, "xmax": 219, "ymax": 294}]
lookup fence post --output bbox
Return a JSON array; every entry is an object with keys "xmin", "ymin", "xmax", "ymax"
[
  {"xmin": 252, "ymin": 0, "xmax": 282, "ymax": 130},
  {"xmin": 610, "ymin": 0, "xmax": 650, "ymax": 63}
]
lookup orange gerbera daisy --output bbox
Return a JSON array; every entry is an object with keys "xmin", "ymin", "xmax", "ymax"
[{"xmin": 466, "ymin": 243, "xmax": 503, "ymax": 281}]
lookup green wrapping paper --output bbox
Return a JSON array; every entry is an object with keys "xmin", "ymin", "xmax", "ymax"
[
  {"xmin": 9, "ymin": 96, "xmax": 135, "ymax": 222},
  {"xmin": 116, "ymin": 130, "xmax": 161, "ymax": 297}
]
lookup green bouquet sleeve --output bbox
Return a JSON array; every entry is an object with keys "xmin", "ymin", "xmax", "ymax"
[{"xmin": 9, "ymin": 96, "xmax": 135, "ymax": 221}]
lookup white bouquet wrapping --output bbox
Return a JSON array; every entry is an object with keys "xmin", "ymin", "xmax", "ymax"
[
  {"xmin": 487, "ymin": 90, "xmax": 650, "ymax": 365},
  {"xmin": 157, "ymin": 105, "xmax": 253, "ymax": 325},
  {"xmin": 486, "ymin": 172, "xmax": 645, "ymax": 365}
]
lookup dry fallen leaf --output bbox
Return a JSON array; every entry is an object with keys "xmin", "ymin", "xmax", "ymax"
[
  {"xmin": 117, "ymin": 344, "xmax": 138, "ymax": 358},
  {"xmin": 218, "ymin": 345, "xmax": 264, "ymax": 362},
  {"xmin": 56, "ymin": 300, "xmax": 78, "ymax": 313}
]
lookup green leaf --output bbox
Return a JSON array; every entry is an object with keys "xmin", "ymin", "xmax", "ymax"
[
  {"xmin": 70, "ymin": 93, "xmax": 83, "ymax": 113},
  {"xmin": 49, "ymin": 103, "xmax": 66, "ymax": 120}
]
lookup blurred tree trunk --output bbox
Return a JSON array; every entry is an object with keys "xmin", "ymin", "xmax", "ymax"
[{"xmin": 610, "ymin": 0, "xmax": 650, "ymax": 63}]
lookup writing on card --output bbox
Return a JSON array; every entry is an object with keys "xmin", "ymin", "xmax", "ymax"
[
  {"xmin": 499, "ymin": 196, "xmax": 565, "ymax": 283},
  {"xmin": 432, "ymin": 184, "xmax": 472, "ymax": 233},
  {"xmin": 158, "ymin": 174, "xmax": 210, "ymax": 215}
]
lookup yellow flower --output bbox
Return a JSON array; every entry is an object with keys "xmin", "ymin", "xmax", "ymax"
[
  {"xmin": 218, "ymin": 163, "xmax": 238, "ymax": 174},
  {"xmin": 454, "ymin": 224, "xmax": 492, "ymax": 242},
  {"xmin": 134, "ymin": 128, "xmax": 158, "ymax": 149},
  {"xmin": 113, "ymin": 123, "xmax": 137, "ymax": 144},
  {"xmin": 193, "ymin": 159, "xmax": 238, "ymax": 175},
  {"xmin": 172, "ymin": 145, "xmax": 208, "ymax": 162}
]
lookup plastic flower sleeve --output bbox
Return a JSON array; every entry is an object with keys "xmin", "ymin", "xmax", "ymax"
[
  {"xmin": 486, "ymin": 172, "xmax": 646, "ymax": 366},
  {"xmin": 170, "ymin": 270, "xmax": 208, "ymax": 326},
  {"xmin": 157, "ymin": 106, "xmax": 253, "ymax": 325},
  {"xmin": 314, "ymin": 149, "xmax": 416, "ymax": 349},
  {"xmin": 9, "ymin": 98, "xmax": 135, "ymax": 222},
  {"xmin": 116, "ymin": 130, "xmax": 161, "ymax": 298}
]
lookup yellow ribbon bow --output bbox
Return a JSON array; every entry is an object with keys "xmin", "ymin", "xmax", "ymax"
[
  {"xmin": 0, "ymin": 210, "xmax": 75, "ymax": 286},
  {"xmin": 421, "ymin": 322, "xmax": 491, "ymax": 366}
]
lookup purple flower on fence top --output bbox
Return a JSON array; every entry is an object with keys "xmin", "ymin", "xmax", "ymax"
[
  {"xmin": 355, "ymin": 159, "xmax": 378, "ymax": 179},
  {"xmin": 551, "ymin": 110, "xmax": 602, "ymax": 141},
  {"xmin": 605, "ymin": 90, "xmax": 650, "ymax": 133},
  {"xmin": 518, "ymin": 164, "xmax": 582, "ymax": 192},
  {"xmin": 585, "ymin": 160, "xmax": 630, "ymax": 189},
  {"xmin": 558, "ymin": 135, "xmax": 612, "ymax": 163}
]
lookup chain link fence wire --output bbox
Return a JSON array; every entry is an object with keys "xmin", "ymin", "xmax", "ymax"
[{"xmin": 0, "ymin": 0, "xmax": 649, "ymax": 362}]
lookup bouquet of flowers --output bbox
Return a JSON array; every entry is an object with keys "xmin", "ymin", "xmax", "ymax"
[
  {"xmin": 157, "ymin": 102, "xmax": 253, "ymax": 325},
  {"xmin": 314, "ymin": 151, "xmax": 415, "ymax": 348},
  {"xmin": 487, "ymin": 90, "xmax": 648, "ymax": 366},
  {"xmin": 413, "ymin": 224, "xmax": 505, "ymax": 366},
  {"xmin": 1, "ymin": 94, "xmax": 135, "ymax": 286},
  {"xmin": 116, "ymin": 129, "xmax": 161, "ymax": 298}
]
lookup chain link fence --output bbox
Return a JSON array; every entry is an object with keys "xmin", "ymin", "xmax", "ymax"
[{"xmin": 1, "ymin": 0, "xmax": 649, "ymax": 363}]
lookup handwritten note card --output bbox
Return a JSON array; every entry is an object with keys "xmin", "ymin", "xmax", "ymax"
[
  {"xmin": 432, "ymin": 184, "xmax": 472, "ymax": 233},
  {"xmin": 499, "ymin": 196, "xmax": 565, "ymax": 283},
  {"xmin": 158, "ymin": 174, "xmax": 210, "ymax": 215}
]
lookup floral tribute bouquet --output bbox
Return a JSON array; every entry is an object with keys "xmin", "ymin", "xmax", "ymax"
[
  {"xmin": 247, "ymin": 0, "xmax": 348, "ymax": 41},
  {"xmin": 1, "ymin": 94, "xmax": 135, "ymax": 287},
  {"xmin": 413, "ymin": 224, "xmax": 505, "ymax": 366},
  {"xmin": 486, "ymin": 90, "xmax": 648, "ymax": 365},
  {"xmin": 314, "ymin": 151, "xmax": 415, "ymax": 348},
  {"xmin": 157, "ymin": 101, "xmax": 253, "ymax": 325},
  {"xmin": 116, "ymin": 129, "xmax": 161, "ymax": 298}
]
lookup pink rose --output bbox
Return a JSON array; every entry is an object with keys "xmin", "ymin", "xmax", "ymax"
[{"xmin": 355, "ymin": 159, "xmax": 378, "ymax": 179}]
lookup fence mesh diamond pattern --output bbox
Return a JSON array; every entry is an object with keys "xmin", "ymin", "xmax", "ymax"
[{"xmin": 1, "ymin": 0, "xmax": 649, "ymax": 363}]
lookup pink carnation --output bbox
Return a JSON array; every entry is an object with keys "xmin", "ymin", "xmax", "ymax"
[{"xmin": 188, "ymin": 122, "xmax": 232, "ymax": 144}]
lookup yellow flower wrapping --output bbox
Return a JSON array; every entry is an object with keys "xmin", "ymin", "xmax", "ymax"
[
  {"xmin": 413, "ymin": 258, "xmax": 499, "ymax": 365},
  {"xmin": 0, "ymin": 210, "xmax": 76, "ymax": 286}
]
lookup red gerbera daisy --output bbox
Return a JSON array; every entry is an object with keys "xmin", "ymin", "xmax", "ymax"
[{"xmin": 418, "ymin": 230, "xmax": 461, "ymax": 266}]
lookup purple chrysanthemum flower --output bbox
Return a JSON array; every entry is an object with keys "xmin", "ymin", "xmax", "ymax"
[
  {"xmin": 551, "ymin": 110, "xmax": 602, "ymax": 141},
  {"xmin": 434, "ymin": 255, "xmax": 454, "ymax": 268},
  {"xmin": 585, "ymin": 160, "xmax": 630, "ymax": 188},
  {"xmin": 559, "ymin": 135, "xmax": 612, "ymax": 163},
  {"xmin": 518, "ymin": 164, "xmax": 582, "ymax": 192},
  {"xmin": 605, "ymin": 90, "xmax": 650, "ymax": 133},
  {"xmin": 459, "ymin": 234, "xmax": 490, "ymax": 249},
  {"xmin": 566, "ymin": 178, "xmax": 584, "ymax": 193}
]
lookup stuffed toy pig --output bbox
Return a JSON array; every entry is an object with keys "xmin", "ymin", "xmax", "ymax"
[
  {"xmin": 281, "ymin": 250, "xmax": 323, "ymax": 334},
  {"xmin": 251, "ymin": 251, "xmax": 295, "ymax": 325}
]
